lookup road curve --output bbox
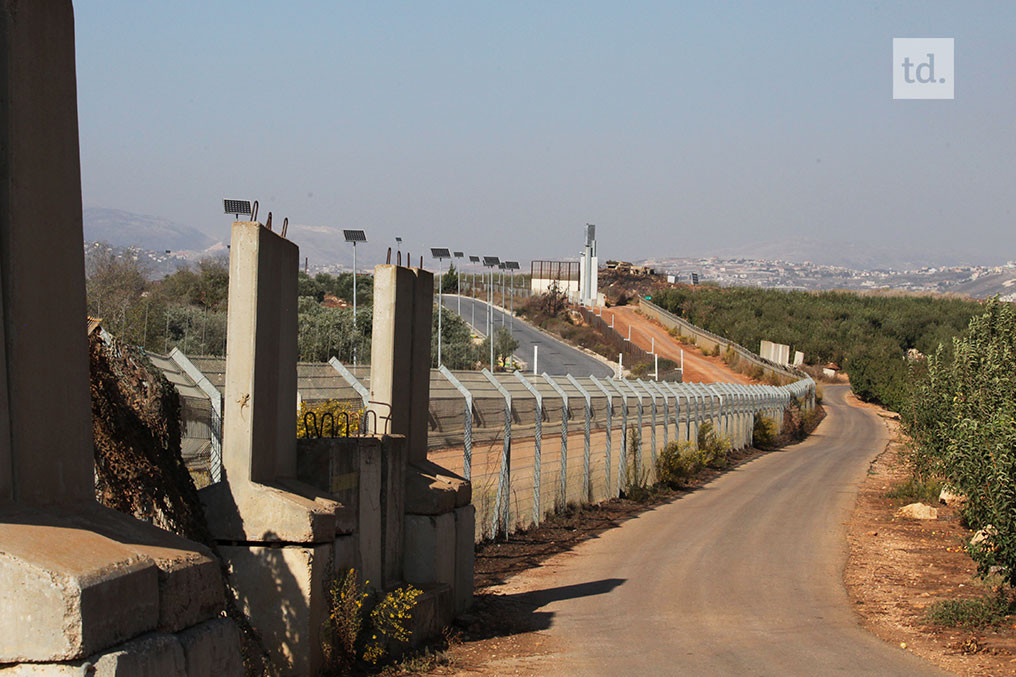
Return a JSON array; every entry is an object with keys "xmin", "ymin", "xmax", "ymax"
[
  {"xmin": 481, "ymin": 386, "xmax": 943, "ymax": 676},
  {"xmin": 441, "ymin": 294, "xmax": 614, "ymax": 378}
]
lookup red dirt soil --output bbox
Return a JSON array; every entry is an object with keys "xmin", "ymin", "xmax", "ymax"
[{"xmin": 600, "ymin": 305, "xmax": 758, "ymax": 385}]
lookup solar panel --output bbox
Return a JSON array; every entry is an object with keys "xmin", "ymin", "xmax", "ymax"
[
  {"xmin": 430, "ymin": 248, "xmax": 451, "ymax": 259},
  {"xmin": 343, "ymin": 230, "xmax": 367, "ymax": 242},
  {"xmin": 454, "ymin": 251, "xmax": 464, "ymax": 258},
  {"xmin": 223, "ymin": 199, "xmax": 251, "ymax": 216},
  {"xmin": 469, "ymin": 256, "xmax": 480, "ymax": 263},
  {"xmin": 505, "ymin": 261, "xmax": 520, "ymax": 270},
  {"xmin": 483, "ymin": 256, "xmax": 500, "ymax": 266}
]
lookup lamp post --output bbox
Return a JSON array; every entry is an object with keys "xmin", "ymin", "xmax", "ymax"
[
  {"xmin": 344, "ymin": 229, "xmax": 367, "ymax": 366},
  {"xmin": 431, "ymin": 248, "xmax": 450, "ymax": 366},
  {"xmin": 469, "ymin": 255, "xmax": 480, "ymax": 329},
  {"xmin": 505, "ymin": 261, "xmax": 519, "ymax": 332},
  {"xmin": 483, "ymin": 256, "xmax": 500, "ymax": 370},
  {"xmin": 454, "ymin": 251, "xmax": 464, "ymax": 315}
]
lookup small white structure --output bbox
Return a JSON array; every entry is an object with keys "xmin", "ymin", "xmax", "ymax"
[
  {"xmin": 760, "ymin": 339, "xmax": 791, "ymax": 366},
  {"xmin": 579, "ymin": 223, "xmax": 599, "ymax": 306},
  {"xmin": 793, "ymin": 350, "xmax": 805, "ymax": 367}
]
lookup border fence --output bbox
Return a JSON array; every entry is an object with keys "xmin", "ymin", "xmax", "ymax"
[{"xmin": 156, "ymin": 350, "xmax": 816, "ymax": 542}]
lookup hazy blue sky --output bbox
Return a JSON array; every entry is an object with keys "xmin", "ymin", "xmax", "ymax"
[{"xmin": 74, "ymin": 2, "xmax": 1016, "ymax": 268}]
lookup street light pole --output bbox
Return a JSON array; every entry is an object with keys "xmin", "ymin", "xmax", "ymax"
[
  {"xmin": 454, "ymin": 251, "xmax": 464, "ymax": 316},
  {"xmin": 483, "ymin": 256, "xmax": 500, "ymax": 370},
  {"xmin": 431, "ymin": 248, "xmax": 451, "ymax": 367},
  {"xmin": 343, "ymin": 229, "xmax": 367, "ymax": 367}
]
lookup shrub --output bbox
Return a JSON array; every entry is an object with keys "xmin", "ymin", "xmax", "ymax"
[
  {"xmin": 904, "ymin": 299, "xmax": 1016, "ymax": 586},
  {"xmin": 924, "ymin": 595, "xmax": 1015, "ymax": 630},
  {"xmin": 696, "ymin": 421, "xmax": 731, "ymax": 469},
  {"xmin": 752, "ymin": 414, "xmax": 778, "ymax": 450},
  {"xmin": 321, "ymin": 568, "xmax": 423, "ymax": 671},
  {"xmin": 655, "ymin": 441, "xmax": 702, "ymax": 488},
  {"xmin": 298, "ymin": 399, "xmax": 362, "ymax": 438},
  {"xmin": 885, "ymin": 476, "xmax": 943, "ymax": 503}
]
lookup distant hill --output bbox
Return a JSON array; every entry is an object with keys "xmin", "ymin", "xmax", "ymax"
[
  {"xmin": 83, "ymin": 207, "xmax": 218, "ymax": 253},
  {"xmin": 705, "ymin": 237, "xmax": 1004, "ymax": 270}
]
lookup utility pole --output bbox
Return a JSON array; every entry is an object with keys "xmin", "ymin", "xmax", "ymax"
[
  {"xmin": 431, "ymin": 248, "xmax": 450, "ymax": 366},
  {"xmin": 343, "ymin": 229, "xmax": 367, "ymax": 367}
]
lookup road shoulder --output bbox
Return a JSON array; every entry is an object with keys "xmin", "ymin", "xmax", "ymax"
[{"xmin": 843, "ymin": 394, "xmax": 1016, "ymax": 676}]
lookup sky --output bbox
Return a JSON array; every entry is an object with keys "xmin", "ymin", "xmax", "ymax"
[{"xmin": 74, "ymin": 1, "xmax": 1016, "ymax": 269}]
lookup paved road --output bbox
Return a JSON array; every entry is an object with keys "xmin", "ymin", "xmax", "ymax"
[
  {"xmin": 441, "ymin": 294, "xmax": 614, "ymax": 378},
  {"xmin": 481, "ymin": 386, "xmax": 943, "ymax": 676}
]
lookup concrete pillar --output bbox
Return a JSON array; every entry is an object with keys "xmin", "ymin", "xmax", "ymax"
[
  {"xmin": 369, "ymin": 264, "xmax": 433, "ymax": 462},
  {"xmin": 0, "ymin": 0, "xmax": 93, "ymax": 506},
  {"xmin": 0, "ymin": 3, "xmax": 236, "ymax": 671},
  {"xmin": 201, "ymin": 221, "xmax": 340, "ymax": 543},
  {"xmin": 200, "ymin": 222, "xmax": 342, "ymax": 675}
]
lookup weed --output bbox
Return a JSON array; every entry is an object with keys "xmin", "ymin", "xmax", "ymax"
[
  {"xmin": 924, "ymin": 595, "xmax": 1015, "ymax": 630},
  {"xmin": 621, "ymin": 426, "xmax": 653, "ymax": 501},
  {"xmin": 655, "ymin": 440, "xmax": 701, "ymax": 488},
  {"xmin": 886, "ymin": 476, "xmax": 943, "ymax": 504},
  {"xmin": 752, "ymin": 414, "xmax": 778, "ymax": 450},
  {"xmin": 696, "ymin": 421, "xmax": 731, "ymax": 469},
  {"xmin": 321, "ymin": 568, "xmax": 423, "ymax": 673}
]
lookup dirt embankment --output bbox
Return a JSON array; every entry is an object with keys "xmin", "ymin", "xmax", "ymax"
[
  {"xmin": 601, "ymin": 305, "xmax": 758, "ymax": 384},
  {"xmin": 845, "ymin": 394, "xmax": 1016, "ymax": 676}
]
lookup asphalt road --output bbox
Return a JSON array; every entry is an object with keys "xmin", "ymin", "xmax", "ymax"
[
  {"xmin": 441, "ymin": 294, "xmax": 614, "ymax": 378},
  {"xmin": 485, "ymin": 386, "xmax": 944, "ymax": 676}
]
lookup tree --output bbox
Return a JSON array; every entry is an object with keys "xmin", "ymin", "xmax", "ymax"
[
  {"xmin": 432, "ymin": 306, "xmax": 480, "ymax": 369},
  {"xmin": 440, "ymin": 262, "xmax": 459, "ymax": 295},
  {"xmin": 480, "ymin": 327, "xmax": 520, "ymax": 370},
  {"xmin": 905, "ymin": 299, "xmax": 1016, "ymax": 586},
  {"xmin": 85, "ymin": 244, "xmax": 149, "ymax": 341}
]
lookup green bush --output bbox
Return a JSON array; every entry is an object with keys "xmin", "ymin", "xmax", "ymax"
[
  {"xmin": 696, "ymin": 421, "xmax": 731, "ymax": 469},
  {"xmin": 653, "ymin": 285, "xmax": 979, "ymax": 412},
  {"xmin": 924, "ymin": 595, "xmax": 1015, "ymax": 630},
  {"xmin": 655, "ymin": 441, "xmax": 702, "ymax": 488},
  {"xmin": 885, "ymin": 476, "xmax": 942, "ymax": 503},
  {"xmin": 904, "ymin": 299, "xmax": 1016, "ymax": 587},
  {"xmin": 752, "ymin": 414, "xmax": 778, "ymax": 450}
]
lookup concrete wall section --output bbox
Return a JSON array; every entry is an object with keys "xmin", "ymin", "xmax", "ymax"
[
  {"xmin": 223, "ymin": 223, "xmax": 300, "ymax": 484},
  {"xmin": 0, "ymin": 0, "xmax": 94, "ymax": 505}
]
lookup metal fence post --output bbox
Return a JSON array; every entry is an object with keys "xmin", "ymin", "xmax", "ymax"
[
  {"xmin": 617, "ymin": 379, "xmax": 643, "ymax": 475},
  {"xmin": 482, "ymin": 369, "xmax": 513, "ymax": 538},
  {"xmin": 439, "ymin": 365, "xmax": 473, "ymax": 480},
  {"xmin": 566, "ymin": 374, "xmax": 593, "ymax": 501},
  {"xmin": 636, "ymin": 379, "xmax": 658, "ymax": 465},
  {"xmin": 542, "ymin": 373, "xmax": 571, "ymax": 509},
  {"xmin": 662, "ymin": 381, "xmax": 682, "ymax": 443},
  {"xmin": 328, "ymin": 356, "xmax": 371, "ymax": 407},
  {"xmin": 170, "ymin": 348, "xmax": 224, "ymax": 483},
  {"xmin": 611, "ymin": 379, "xmax": 632, "ymax": 487},
  {"xmin": 589, "ymin": 375, "xmax": 618, "ymax": 498},
  {"xmin": 513, "ymin": 371, "xmax": 544, "ymax": 526},
  {"xmin": 647, "ymin": 380, "xmax": 669, "ymax": 451}
]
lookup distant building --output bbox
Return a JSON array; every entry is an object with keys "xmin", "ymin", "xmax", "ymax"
[
  {"xmin": 579, "ymin": 224, "xmax": 599, "ymax": 306},
  {"xmin": 822, "ymin": 362, "xmax": 841, "ymax": 379},
  {"xmin": 531, "ymin": 260, "xmax": 580, "ymax": 295}
]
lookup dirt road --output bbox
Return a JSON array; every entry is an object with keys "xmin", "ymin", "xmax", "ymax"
[
  {"xmin": 600, "ymin": 305, "xmax": 757, "ymax": 384},
  {"xmin": 456, "ymin": 386, "xmax": 943, "ymax": 675}
]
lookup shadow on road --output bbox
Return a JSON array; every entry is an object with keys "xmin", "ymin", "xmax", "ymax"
[{"xmin": 459, "ymin": 578, "xmax": 626, "ymax": 641}]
